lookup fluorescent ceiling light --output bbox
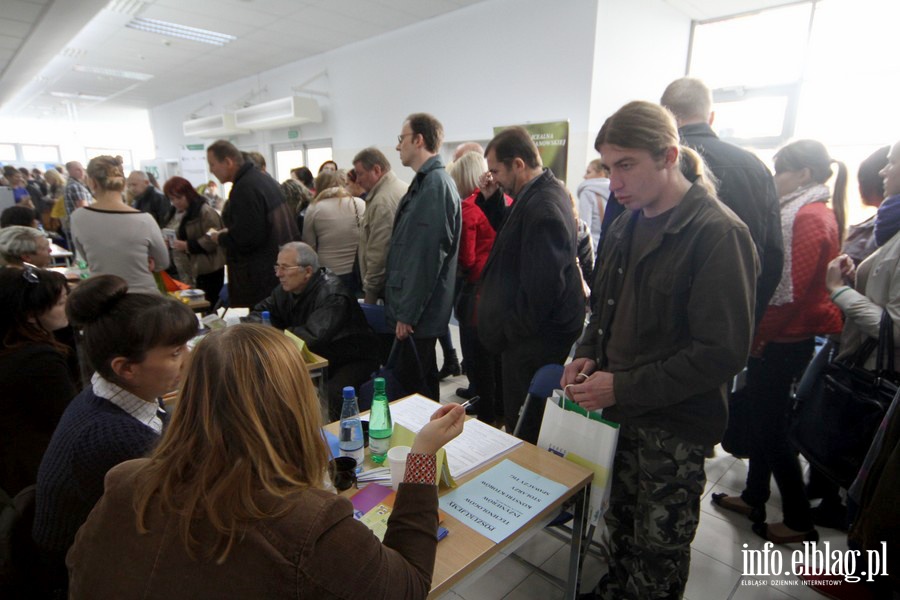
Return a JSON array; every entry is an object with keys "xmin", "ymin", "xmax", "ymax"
[
  {"xmin": 126, "ymin": 17, "xmax": 236, "ymax": 46},
  {"xmin": 73, "ymin": 64, "xmax": 154, "ymax": 81},
  {"xmin": 50, "ymin": 91, "xmax": 108, "ymax": 101}
]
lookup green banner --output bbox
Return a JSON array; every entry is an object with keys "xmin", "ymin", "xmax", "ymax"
[{"xmin": 493, "ymin": 120, "xmax": 569, "ymax": 184}]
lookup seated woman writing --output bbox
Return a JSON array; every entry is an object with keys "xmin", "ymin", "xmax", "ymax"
[{"xmin": 66, "ymin": 324, "xmax": 465, "ymax": 600}]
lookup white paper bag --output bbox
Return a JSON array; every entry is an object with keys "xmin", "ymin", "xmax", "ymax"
[{"xmin": 537, "ymin": 397, "xmax": 619, "ymax": 525}]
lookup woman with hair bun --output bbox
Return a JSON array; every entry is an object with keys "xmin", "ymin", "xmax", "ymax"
[
  {"xmin": 67, "ymin": 324, "xmax": 465, "ymax": 599},
  {"xmin": 32, "ymin": 274, "xmax": 198, "ymax": 595},
  {"xmin": 0, "ymin": 266, "xmax": 77, "ymax": 496},
  {"xmin": 70, "ymin": 155, "xmax": 170, "ymax": 295}
]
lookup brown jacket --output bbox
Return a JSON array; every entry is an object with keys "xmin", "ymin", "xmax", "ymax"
[
  {"xmin": 181, "ymin": 203, "xmax": 226, "ymax": 277},
  {"xmin": 577, "ymin": 184, "xmax": 758, "ymax": 446},
  {"xmin": 67, "ymin": 459, "xmax": 439, "ymax": 599}
]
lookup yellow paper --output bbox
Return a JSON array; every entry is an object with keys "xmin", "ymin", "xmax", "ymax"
[{"xmin": 283, "ymin": 330, "xmax": 317, "ymax": 363}]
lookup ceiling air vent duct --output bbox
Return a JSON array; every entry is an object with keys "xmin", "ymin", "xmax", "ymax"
[
  {"xmin": 182, "ymin": 113, "xmax": 249, "ymax": 138},
  {"xmin": 233, "ymin": 96, "xmax": 321, "ymax": 130}
]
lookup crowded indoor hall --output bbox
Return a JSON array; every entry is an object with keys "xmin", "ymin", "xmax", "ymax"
[{"xmin": 0, "ymin": 0, "xmax": 897, "ymax": 598}]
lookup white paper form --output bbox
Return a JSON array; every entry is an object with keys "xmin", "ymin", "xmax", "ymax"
[{"xmin": 389, "ymin": 395, "xmax": 523, "ymax": 479}]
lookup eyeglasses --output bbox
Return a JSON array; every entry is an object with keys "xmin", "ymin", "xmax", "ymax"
[
  {"xmin": 397, "ymin": 133, "xmax": 414, "ymax": 144},
  {"xmin": 273, "ymin": 264, "xmax": 304, "ymax": 273},
  {"xmin": 22, "ymin": 263, "xmax": 39, "ymax": 283}
]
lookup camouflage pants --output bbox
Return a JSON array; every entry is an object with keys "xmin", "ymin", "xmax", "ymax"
[{"xmin": 597, "ymin": 425, "xmax": 707, "ymax": 600}]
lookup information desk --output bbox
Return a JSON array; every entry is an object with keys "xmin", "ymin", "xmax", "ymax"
[{"xmin": 326, "ymin": 398, "xmax": 593, "ymax": 599}]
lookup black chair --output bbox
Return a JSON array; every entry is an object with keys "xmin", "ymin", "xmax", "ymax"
[
  {"xmin": 360, "ymin": 302, "xmax": 394, "ymax": 366},
  {"xmin": 212, "ymin": 283, "xmax": 229, "ymax": 317},
  {"xmin": 512, "ymin": 363, "xmax": 564, "ymax": 438},
  {"xmin": 0, "ymin": 485, "xmax": 38, "ymax": 597}
]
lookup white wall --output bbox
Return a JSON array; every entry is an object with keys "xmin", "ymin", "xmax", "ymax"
[
  {"xmin": 151, "ymin": 0, "xmax": 694, "ymax": 192},
  {"xmin": 588, "ymin": 0, "xmax": 692, "ymax": 157}
]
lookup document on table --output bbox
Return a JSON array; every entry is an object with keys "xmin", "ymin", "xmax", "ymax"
[
  {"xmin": 439, "ymin": 459, "xmax": 568, "ymax": 544},
  {"xmin": 389, "ymin": 395, "xmax": 523, "ymax": 479}
]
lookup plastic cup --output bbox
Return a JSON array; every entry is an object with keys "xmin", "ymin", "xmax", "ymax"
[{"xmin": 387, "ymin": 445, "xmax": 412, "ymax": 491}]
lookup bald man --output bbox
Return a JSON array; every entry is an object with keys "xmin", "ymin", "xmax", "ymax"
[
  {"xmin": 453, "ymin": 142, "xmax": 484, "ymax": 161},
  {"xmin": 661, "ymin": 77, "xmax": 782, "ymax": 324},
  {"xmin": 127, "ymin": 171, "xmax": 171, "ymax": 227}
]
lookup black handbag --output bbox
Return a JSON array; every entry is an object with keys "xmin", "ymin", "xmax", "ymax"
[
  {"xmin": 357, "ymin": 337, "xmax": 424, "ymax": 412},
  {"xmin": 790, "ymin": 312, "xmax": 899, "ymax": 488}
]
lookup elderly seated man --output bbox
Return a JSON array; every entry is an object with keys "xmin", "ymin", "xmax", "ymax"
[
  {"xmin": 248, "ymin": 242, "xmax": 379, "ymax": 420},
  {"xmin": 0, "ymin": 225, "xmax": 52, "ymax": 267}
]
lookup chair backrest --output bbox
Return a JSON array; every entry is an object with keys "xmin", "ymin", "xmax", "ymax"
[
  {"xmin": 360, "ymin": 303, "xmax": 392, "ymax": 335},
  {"xmin": 0, "ymin": 485, "xmax": 37, "ymax": 593},
  {"xmin": 528, "ymin": 364, "xmax": 565, "ymax": 399}
]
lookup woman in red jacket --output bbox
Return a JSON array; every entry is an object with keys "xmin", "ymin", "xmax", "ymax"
[
  {"xmin": 448, "ymin": 151, "xmax": 499, "ymax": 424},
  {"xmin": 713, "ymin": 139, "xmax": 846, "ymax": 544}
]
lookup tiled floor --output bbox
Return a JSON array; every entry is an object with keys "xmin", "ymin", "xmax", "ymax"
[{"xmin": 433, "ymin": 340, "xmax": 841, "ymax": 600}]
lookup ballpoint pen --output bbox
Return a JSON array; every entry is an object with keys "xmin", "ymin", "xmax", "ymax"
[{"xmin": 459, "ymin": 396, "xmax": 480, "ymax": 410}]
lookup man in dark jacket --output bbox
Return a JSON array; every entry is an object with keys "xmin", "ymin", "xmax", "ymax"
[
  {"xmin": 127, "ymin": 171, "xmax": 171, "ymax": 228},
  {"xmin": 249, "ymin": 242, "xmax": 379, "ymax": 420},
  {"xmin": 661, "ymin": 77, "xmax": 783, "ymax": 324},
  {"xmin": 564, "ymin": 101, "xmax": 758, "ymax": 600},
  {"xmin": 478, "ymin": 127, "xmax": 585, "ymax": 443},
  {"xmin": 385, "ymin": 113, "xmax": 461, "ymax": 401},
  {"xmin": 208, "ymin": 140, "xmax": 299, "ymax": 307}
]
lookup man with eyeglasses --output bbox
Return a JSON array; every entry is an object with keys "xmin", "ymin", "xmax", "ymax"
[
  {"xmin": 385, "ymin": 113, "xmax": 461, "ymax": 401},
  {"xmin": 248, "ymin": 242, "xmax": 378, "ymax": 420}
]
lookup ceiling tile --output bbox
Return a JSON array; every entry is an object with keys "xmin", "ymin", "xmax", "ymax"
[
  {"xmin": 4, "ymin": 0, "xmax": 46, "ymax": 23},
  {"xmin": 0, "ymin": 35, "xmax": 25, "ymax": 50},
  {"xmin": 0, "ymin": 18, "xmax": 33, "ymax": 36},
  {"xmin": 372, "ymin": 0, "xmax": 460, "ymax": 19}
]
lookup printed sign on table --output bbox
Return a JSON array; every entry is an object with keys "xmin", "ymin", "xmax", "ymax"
[{"xmin": 439, "ymin": 459, "xmax": 568, "ymax": 544}]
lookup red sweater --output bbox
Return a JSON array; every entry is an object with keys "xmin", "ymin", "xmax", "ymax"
[
  {"xmin": 459, "ymin": 190, "xmax": 496, "ymax": 283},
  {"xmin": 753, "ymin": 202, "xmax": 843, "ymax": 352}
]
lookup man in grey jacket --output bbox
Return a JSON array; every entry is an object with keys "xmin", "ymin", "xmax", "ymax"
[
  {"xmin": 385, "ymin": 113, "xmax": 461, "ymax": 400},
  {"xmin": 353, "ymin": 147, "xmax": 407, "ymax": 304}
]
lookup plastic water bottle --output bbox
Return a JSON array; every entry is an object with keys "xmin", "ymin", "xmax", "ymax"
[
  {"xmin": 261, "ymin": 311, "xmax": 271, "ymax": 326},
  {"xmin": 76, "ymin": 259, "xmax": 90, "ymax": 280},
  {"xmin": 368, "ymin": 378, "xmax": 393, "ymax": 464},
  {"xmin": 339, "ymin": 386, "xmax": 364, "ymax": 472}
]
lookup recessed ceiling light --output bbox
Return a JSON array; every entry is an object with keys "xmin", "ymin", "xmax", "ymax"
[
  {"xmin": 73, "ymin": 64, "xmax": 154, "ymax": 81},
  {"xmin": 50, "ymin": 91, "xmax": 109, "ymax": 101},
  {"xmin": 126, "ymin": 17, "xmax": 236, "ymax": 46}
]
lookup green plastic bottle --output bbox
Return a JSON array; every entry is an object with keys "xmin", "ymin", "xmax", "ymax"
[
  {"xmin": 76, "ymin": 259, "xmax": 90, "ymax": 280},
  {"xmin": 368, "ymin": 378, "xmax": 393, "ymax": 464}
]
